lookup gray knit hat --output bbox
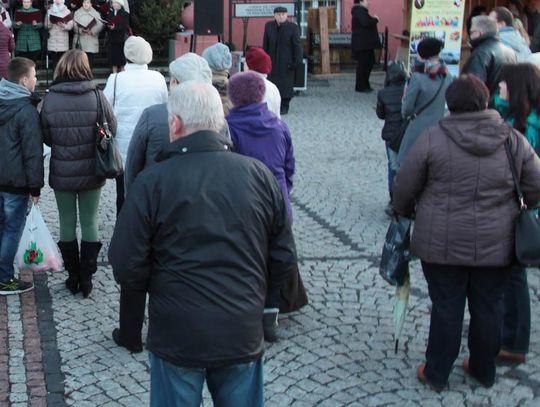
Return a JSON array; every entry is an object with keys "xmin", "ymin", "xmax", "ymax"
[{"xmin": 202, "ymin": 43, "xmax": 232, "ymax": 71}]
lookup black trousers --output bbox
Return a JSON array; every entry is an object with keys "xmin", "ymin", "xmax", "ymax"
[
  {"xmin": 354, "ymin": 50, "xmax": 375, "ymax": 91},
  {"xmin": 118, "ymin": 285, "xmax": 146, "ymax": 348},
  {"xmin": 421, "ymin": 261, "xmax": 510, "ymax": 387},
  {"xmin": 115, "ymin": 173, "xmax": 125, "ymax": 215}
]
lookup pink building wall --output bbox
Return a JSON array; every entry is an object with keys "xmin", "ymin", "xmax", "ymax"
[{"xmin": 221, "ymin": 1, "xmax": 405, "ymax": 59}]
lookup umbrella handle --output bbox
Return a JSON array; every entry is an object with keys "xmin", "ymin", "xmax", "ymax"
[{"xmin": 394, "ymin": 339, "xmax": 399, "ymax": 354}]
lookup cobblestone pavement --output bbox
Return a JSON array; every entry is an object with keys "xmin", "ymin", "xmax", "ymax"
[{"xmin": 2, "ymin": 73, "xmax": 540, "ymax": 406}]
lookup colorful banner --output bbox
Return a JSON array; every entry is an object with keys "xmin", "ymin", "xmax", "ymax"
[{"xmin": 408, "ymin": 0, "xmax": 466, "ymax": 76}]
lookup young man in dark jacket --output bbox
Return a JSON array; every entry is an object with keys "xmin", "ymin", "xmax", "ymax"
[
  {"xmin": 109, "ymin": 81, "xmax": 296, "ymax": 405},
  {"xmin": 351, "ymin": 0, "xmax": 381, "ymax": 92},
  {"xmin": 0, "ymin": 57, "xmax": 43, "ymax": 295}
]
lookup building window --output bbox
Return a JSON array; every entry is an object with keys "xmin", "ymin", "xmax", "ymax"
[{"xmin": 299, "ymin": 0, "xmax": 341, "ymax": 38}]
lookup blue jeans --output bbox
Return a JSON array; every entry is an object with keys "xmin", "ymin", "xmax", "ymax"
[
  {"xmin": 501, "ymin": 267, "xmax": 530, "ymax": 353},
  {"xmin": 149, "ymin": 352, "xmax": 264, "ymax": 407},
  {"xmin": 0, "ymin": 193, "xmax": 29, "ymax": 283}
]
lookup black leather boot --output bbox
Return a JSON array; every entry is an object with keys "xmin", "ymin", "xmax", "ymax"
[
  {"xmin": 57, "ymin": 240, "xmax": 80, "ymax": 294},
  {"xmin": 79, "ymin": 241, "xmax": 102, "ymax": 298}
]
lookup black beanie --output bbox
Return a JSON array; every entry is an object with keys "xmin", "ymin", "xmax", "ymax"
[{"xmin": 417, "ymin": 38, "xmax": 444, "ymax": 59}]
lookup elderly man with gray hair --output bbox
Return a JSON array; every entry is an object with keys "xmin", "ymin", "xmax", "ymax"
[
  {"xmin": 111, "ymin": 52, "xmax": 214, "ymax": 354},
  {"xmin": 109, "ymin": 80, "xmax": 296, "ymax": 406},
  {"xmin": 462, "ymin": 15, "xmax": 517, "ymax": 100}
]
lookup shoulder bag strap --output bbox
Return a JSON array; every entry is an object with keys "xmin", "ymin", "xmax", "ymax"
[
  {"xmin": 504, "ymin": 135, "xmax": 526, "ymax": 209},
  {"xmin": 409, "ymin": 76, "xmax": 446, "ymax": 119},
  {"xmin": 94, "ymin": 88, "xmax": 103, "ymax": 124}
]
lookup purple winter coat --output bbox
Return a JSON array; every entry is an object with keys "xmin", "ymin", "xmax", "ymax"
[
  {"xmin": 227, "ymin": 102, "xmax": 295, "ymax": 222},
  {"xmin": 0, "ymin": 24, "xmax": 14, "ymax": 79}
]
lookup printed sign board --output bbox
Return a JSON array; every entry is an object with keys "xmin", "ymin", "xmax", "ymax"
[
  {"xmin": 408, "ymin": 0, "xmax": 465, "ymax": 76},
  {"xmin": 234, "ymin": 3, "xmax": 295, "ymax": 18}
]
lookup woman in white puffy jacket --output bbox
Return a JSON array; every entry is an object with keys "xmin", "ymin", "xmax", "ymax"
[
  {"xmin": 103, "ymin": 35, "xmax": 168, "ymax": 214},
  {"xmin": 46, "ymin": 0, "xmax": 73, "ymax": 69}
]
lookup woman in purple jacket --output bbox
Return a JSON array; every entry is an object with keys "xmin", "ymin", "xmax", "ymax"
[
  {"xmin": 227, "ymin": 71, "xmax": 307, "ymax": 342},
  {"xmin": 0, "ymin": 18, "xmax": 14, "ymax": 79}
]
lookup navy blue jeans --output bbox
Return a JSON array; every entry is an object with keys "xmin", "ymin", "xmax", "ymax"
[
  {"xmin": 0, "ymin": 193, "xmax": 29, "ymax": 283},
  {"xmin": 421, "ymin": 262, "xmax": 509, "ymax": 387},
  {"xmin": 501, "ymin": 267, "xmax": 530, "ymax": 354},
  {"xmin": 148, "ymin": 352, "xmax": 264, "ymax": 407}
]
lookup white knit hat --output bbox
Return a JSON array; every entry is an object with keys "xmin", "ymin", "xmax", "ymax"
[{"xmin": 124, "ymin": 36, "xmax": 153, "ymax": 65}]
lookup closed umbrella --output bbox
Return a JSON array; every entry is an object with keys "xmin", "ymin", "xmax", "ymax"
[{"xmin": 393, "ymin": 269, "xmax": 410, "ymax": 354}]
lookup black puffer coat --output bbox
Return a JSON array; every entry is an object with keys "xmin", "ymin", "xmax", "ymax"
[
  {"xmin": 376, "ymin": 63, "xmax": 406, "ymax": 151},
  {"xmin": 41, "ymin": 79, "xmax": 117, "ymax": 191}
]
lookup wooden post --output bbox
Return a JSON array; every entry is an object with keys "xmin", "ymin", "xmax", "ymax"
[{"xmin": 318, "ymin": 7, "xmax": 331, "ymax": 74}]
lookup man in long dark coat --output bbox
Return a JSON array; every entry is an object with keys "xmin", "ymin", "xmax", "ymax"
[
  {"xmin": 263, "ymin": 6, "xmax": 302, "ymax": 115},
  {"xmin": 351, "ymin": 0, "xmax": 381, "ymax": 92}
]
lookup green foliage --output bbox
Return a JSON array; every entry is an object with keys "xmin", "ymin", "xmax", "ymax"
[{"xmin": 136, "ymin": 0, "xmax": 184, "ymax": 57}]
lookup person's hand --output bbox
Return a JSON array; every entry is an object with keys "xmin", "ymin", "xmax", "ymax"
[
  {"xmin": 32, "ymin": 20, "xmax": 37, "ymax": 25},
  {"xmin": 16, "ymin": 21, "xmax": 22, "ymax": 26},
  {"xmin": 31, "ymin": 196, "xmax": 40, "ymax": 205}
]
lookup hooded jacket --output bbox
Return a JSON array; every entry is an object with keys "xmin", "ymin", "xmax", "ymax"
[
  {"xmin": 0, "ymin": 78, "xmax": 44, "ymax": 196},
  {"xmin": 376, "ymin": 63, "xmax": 406, "ymax": 151},
  {"xmin": 393, "ymin": 109, "xmax": 540, "ymax": 267},
  {"xmin": 498, "ymin": 26, "xmax": 531, "ymax": 63},
  {"xmin": 227, "ymin": 102, "xmax": 295, "ymax": 222},
  {"xmin": 41, "ymin": 79, "xmax": 116, "ymax": 191}
]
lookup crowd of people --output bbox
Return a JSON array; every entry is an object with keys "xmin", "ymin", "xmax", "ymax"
[
  {"xmin": 0, "ymin": 4, "xmax": 308, "ymax": 403},
  {"xmin": 374, "ymin": 1, "xmax": 540, "ymax": 395},
  {"xmin": 3, "ymin": 0, "xmax": 540, "ymax": 403},
  {"xmin": 0, "ymin": 0, "xmax": 133, "ymax": 75}
]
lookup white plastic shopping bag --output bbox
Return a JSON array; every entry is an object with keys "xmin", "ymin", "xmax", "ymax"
[{"xmin": 15, "ymin": 204, "xmax": 63, "ymax": 272}]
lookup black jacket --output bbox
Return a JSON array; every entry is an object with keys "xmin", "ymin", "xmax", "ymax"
[
  {"xmin": 41, "ymin": 80, "xmax": 117, "ymax": 191},
  {"xmin": 461, "ymin": 33, "xmax": 517, "ymax": 99},
  {"xmin": 125, "ymin": 103, "xmax": 169, "ymax": 191},
  {"xmin": 0, "ymin": 82, "xmax": 44, "ymax": 197},
  {"xmin": 351, "ymin": 5, "xmax": 381, "ymax": 58},
  {"xmin": 263, "ymin": 20, "xmax": 302, "ymax": 99},
  {"xmin": 106, "ymin": 8, "xmax": 129, "ymax": 44},
  {"xmin": 376, "ymin": 63, "xmax": 406, "ymax": 151},
  {"xmin": 109, "ymin": 130, "xmax": 296, "ymax": 368}
]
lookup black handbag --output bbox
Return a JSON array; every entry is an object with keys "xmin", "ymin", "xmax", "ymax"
[
  {"xmin": 504, "ymin": 137, "xmax": 540, "ymax": 266},
  {"xmin": 94, "ymin": 89, "xmax": 123, "ymax": 179},
  {"xmin": 395, "ymin": 77, "xmax": 446, "ymax": 149},
  {"xmin": 380, "ymin": 216, "xmax": 412, "ymax": 285}
]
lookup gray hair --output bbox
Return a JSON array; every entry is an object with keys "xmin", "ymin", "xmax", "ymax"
[
  {"xmin": 168, "ymin": 81, "xmax": 225, "ymax": 135},
  {"xmin": 471, "ymin": 15, "xmax": 498, "ymax": 35}
]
